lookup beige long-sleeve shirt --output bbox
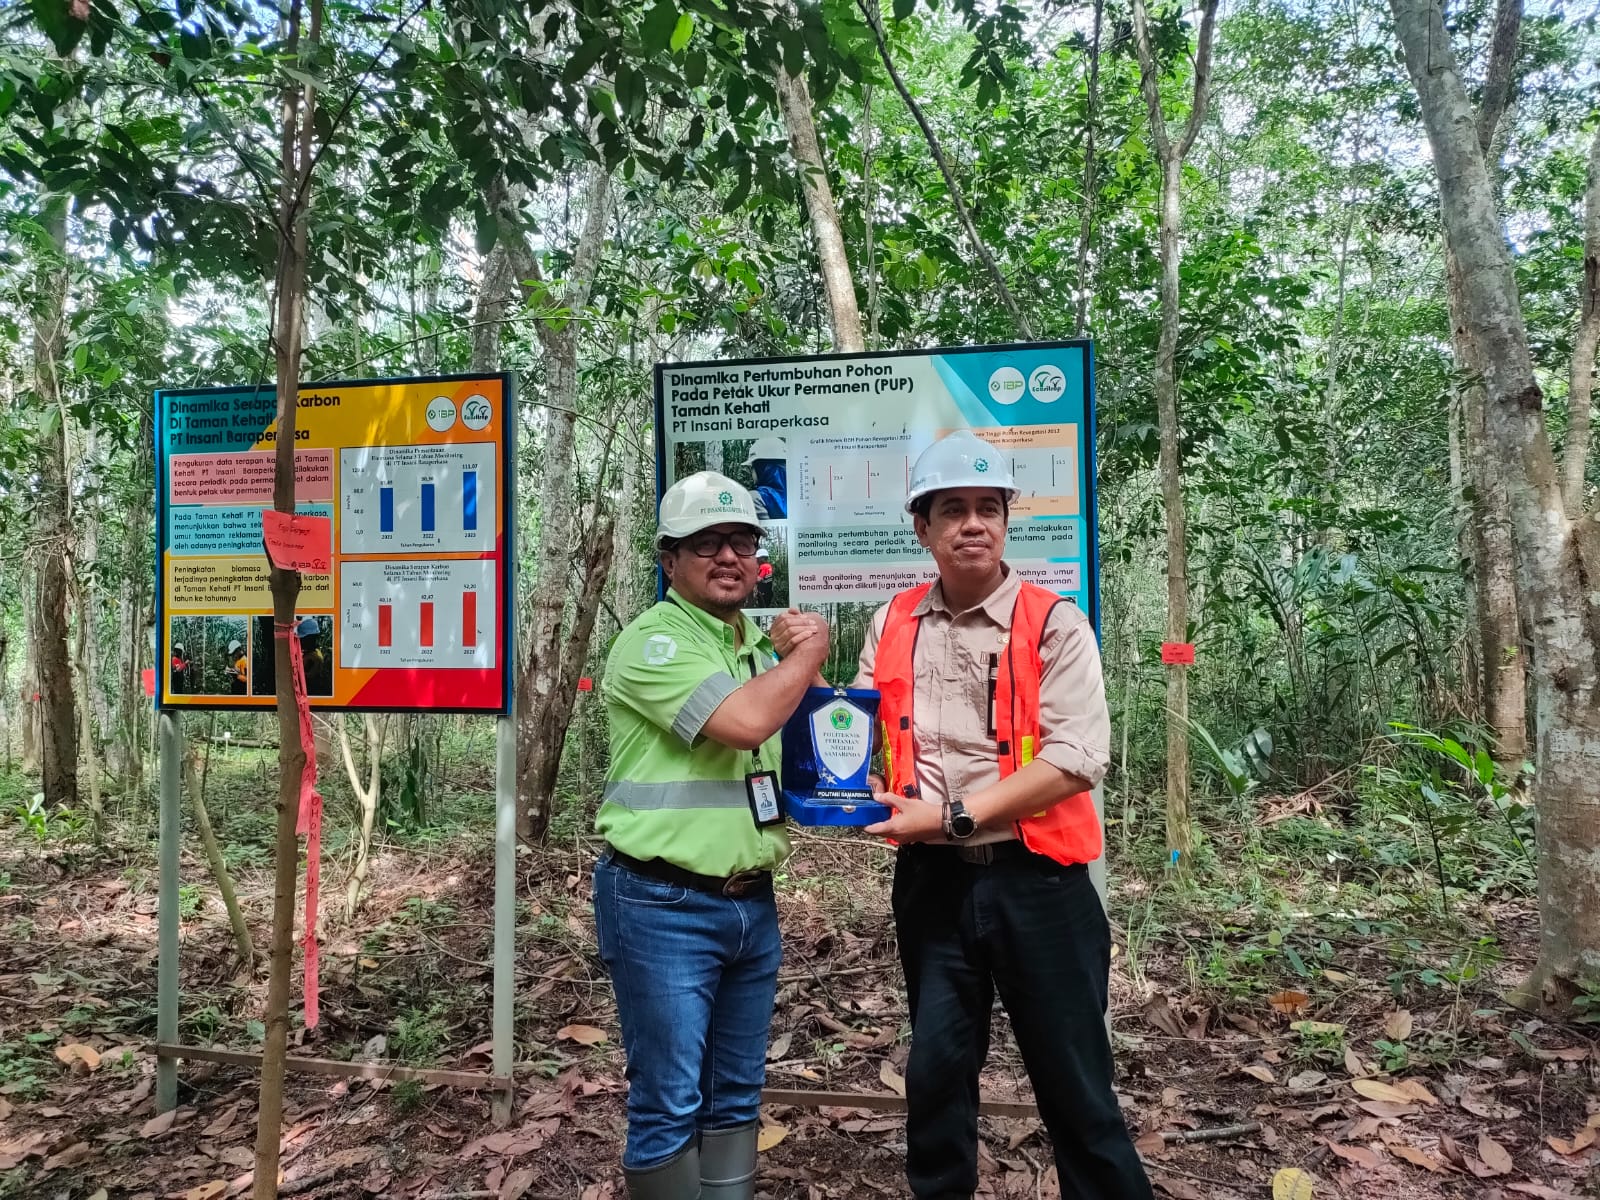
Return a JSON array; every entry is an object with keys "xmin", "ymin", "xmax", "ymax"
[{"xmin": 852, "ymin": 566, "xmax": 1111, "ymax": 844}]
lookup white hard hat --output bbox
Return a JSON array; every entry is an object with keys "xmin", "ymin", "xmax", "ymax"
[
  {"xmin": 742, "ymin": 436, "xmax": 788, "ymax": 465},
  {"xmin": 905, "ymin": 430, "xmax": 1019, "ymax": 512},
  {"xmin": 656, "ymin": 471, "xmax": 762, "ymax": 547},
  {"xmin": 755, "ymin": 546, "xmax": 770, "ymax": 559},
  {"xmin": 228, "ymin": 640, "xmax": 242, "ymax": 655}
]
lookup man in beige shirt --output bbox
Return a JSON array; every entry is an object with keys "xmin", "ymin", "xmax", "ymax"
[{"xmin": 780, "ymin": 431, "xmax": 1150, "ymax": 1200}]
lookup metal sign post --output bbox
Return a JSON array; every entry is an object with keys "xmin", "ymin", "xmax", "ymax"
[{"xmin": 157, "ymin": 711, "xmax": 182, "ymax": 1112}]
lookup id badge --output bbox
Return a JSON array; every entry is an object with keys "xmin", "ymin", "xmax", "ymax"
[{"xmin": 746, "ymin": 771, "xmax": 785, "ymax": 827}]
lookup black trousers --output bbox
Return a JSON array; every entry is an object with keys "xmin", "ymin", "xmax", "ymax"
[{"xmin": 891, "ymin": 844, "xmax": 1153, "ymax": 1200}]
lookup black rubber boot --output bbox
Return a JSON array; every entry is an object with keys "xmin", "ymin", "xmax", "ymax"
[
  {"xmin": 624, "ymin": 1143, "xmax": 702, "ymax": 1200},
  {"xmin": 698, "ymin": 1121, "xmax": 758, "ymax": 1200}
]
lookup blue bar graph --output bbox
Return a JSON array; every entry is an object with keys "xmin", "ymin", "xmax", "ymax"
[
  {"xmin": 463, "ymin": 472, "xmax": 478, "ymax": 531},
  {"xmin": 420, "ymin": 483, "xmax": 436, "ymax": 532},
  {"xmin": 379, "ymin": 486, "xmax": 395, "ymax": 533}
]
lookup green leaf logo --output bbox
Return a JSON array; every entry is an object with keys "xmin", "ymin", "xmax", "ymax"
[
  {"xmin": 718, "ymin": 490, "xmax": 733, "ymax": 505},
  {"xmin": 830, "ymin": 708, "xmax": 852, "ymax": 730}
]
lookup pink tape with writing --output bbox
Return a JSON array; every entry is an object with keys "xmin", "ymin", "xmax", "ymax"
[{"xmin": 286, "ymin": 628, "xmax": 323, "ymax": 1028}]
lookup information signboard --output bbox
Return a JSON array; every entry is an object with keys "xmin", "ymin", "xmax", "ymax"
[
  {"xmin": 155, "ymin": 373, "xmax": 514, "ymax": 712},
  {"xmin": 654, "ymin": 342, "xmax": 1098, "ymax": 628}
]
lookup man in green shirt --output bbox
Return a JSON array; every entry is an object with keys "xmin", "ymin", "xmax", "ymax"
[{"xmin": 595, "ymin": 471, "xmax": 829, "ymax": 1200}]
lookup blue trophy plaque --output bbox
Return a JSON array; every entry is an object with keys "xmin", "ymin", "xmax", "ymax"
[{"xmin": 781, "ymin": 686, "xmax": 892, "ymax": 826}]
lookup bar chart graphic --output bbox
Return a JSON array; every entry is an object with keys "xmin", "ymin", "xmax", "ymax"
[
  {"xmin": 340, "ymin": 443, "xmax": 496, "ymax": 554},
  {"xmin": 340, "ymin": 558, "xmax": 496, "ymax": 669}
]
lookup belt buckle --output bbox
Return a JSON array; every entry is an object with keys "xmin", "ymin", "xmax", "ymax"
[
  {"xmin": 722, "ymin": 869, "xmax": 762, "ymax": 897},
  {"xmin": 957, "ymin": 844, "xmax": 995, "ymax": 866}
]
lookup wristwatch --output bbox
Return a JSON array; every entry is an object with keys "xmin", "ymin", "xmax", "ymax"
[{"xmin": 945, "ymin": 798, "xmax": 978, "ymax": 840}]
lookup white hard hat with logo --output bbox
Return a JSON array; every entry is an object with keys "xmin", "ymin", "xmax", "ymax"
[
  {"xmin": 742, "ymin": 436, "xmax": 788, "ymax": 465},
  {"xmin": 904, "ymin": 430, "xmax": 1019, "ymax": 512},
  {"xmin": 656, "ymin": 471, "xmax": 762, "ymax": 547}
]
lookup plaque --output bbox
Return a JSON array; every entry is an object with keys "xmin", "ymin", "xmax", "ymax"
[{"xmin": 781, "ymin": 686, "xmax": 892, "ymax": 826}]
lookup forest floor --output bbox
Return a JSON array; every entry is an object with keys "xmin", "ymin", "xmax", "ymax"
[{"xmin": 0, "ymin": 753, "xmax": 1596, "ymax": 1200}]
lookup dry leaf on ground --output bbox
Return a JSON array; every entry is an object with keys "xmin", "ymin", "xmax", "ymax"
[
  {"xmin": 1382, "ymin": 1010, "xmax": 1413, "ymax": 1041},
  {"xmin": 1545, "ymin": 1128, "xmax": 1595, "ymax": 1156},
  {"xmin": 1239, "ymin": 1063, "xmax": 1275, "ymax": 1083},
  {"xmin": 184, "ymin": 1183, "xmax": 227, "ymax": 1200},
  {"xmin": 1271, "ymin": 1166, "xmax": 1315, "ymax": 1199},
  {"xmin": 878, "ymin": 1060, "xmax": 906, "ymax": 1097},
  {"xmin": 1343, "ymin": 1048, "xmax": 1365, "ymax": 1077},
  {"xmin": 140, "ymin": 1109, "xmax": 179, "ymax": 1139},
  {"xmin": 1268, "ymin": 990, "xmax": 1310, "ymax": 1015},
  {"xmin": 1323, "ymin": 1139, "xmax": 1381, "ymax": 1169},
  {"xmin": 1395, "ymin": 1078, "xmax": 1439, "ymax": 1105},
  {"xmin": 767, "ymin": 1033, "xmax": 792, "ymax": 1061},
  {"xmin": 556, "ymin": 1024, "xmax": 608, "ymax": 1046},
  {"xmin": 499, "ymin": 1167, "xmax": 536, "ymax": 1200},
  {"xmin": 1390, "ymin": 1144, "xmax": 1446, "ymax": 1173},
  {"xmin": 1504, "ymin": 1185, "xmax": 1581, "ymax": 1199},
  {"xmin": 758, "ymin": 1124, "xmax": 788, "ymax": 1151},
  {"xmin": 53, "ymin": 1043, "xmax": 100, "ymax": 1072},
  {"xmin": 1134, "ymin": 1131, "xmax": 1166, "ymax": 1157},
  {"xmin": 1477, "ymin": 1132, "xmax": 1514, "ymax": 1175},
  {"xmin": 1352, "ymin": 1079, "xmax": 1412, "ymax": 1105}
]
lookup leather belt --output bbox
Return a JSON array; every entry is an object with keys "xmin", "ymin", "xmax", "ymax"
[
  {"xmin": 607, "ymin": 848, "xmax": 772, "ymax": 898},
  {"xmin": 956, "ymin": 840, "xmax": 1028, "ymax": 865}
]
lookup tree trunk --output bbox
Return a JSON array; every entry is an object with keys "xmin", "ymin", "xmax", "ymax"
[
  {"xmin": 470, "ymin": 244, "xmax": 515, "ymax": 373},
  {"xmin": 776, "ymin": 68, "xmax": 865, "ymax": 353},
  {"xmin": 21, "ymin": 596, "xmax": 40, "ymax": 774},
  {"xmin": 1563, "ymin": 122, "xmax": 1600, "ymax": 514},
  {"xmin": 487, "ymin": 163, "xmax": 613, "ymax": 841},
  {"xmin": 1450, "ymin": 249, "xmax": 1528, "ymax": 765},
  {"xmin": 184, "ymin": 742, "xmax": 255, "ymax": 968},
  {"xmin": 340, "ymin": 713, "xmax": 389, "ymax": 919},
  {"xmin": 67, "ymin": 565, "xmax": 104, "ymax": 836},
  {"xmin": 1390, "ymin": 0, "xmax": 1600, "ymax": 1007},
  {"xmin": 1154, "ymin": 159, "xmax": 1192, "ymax": 864},
  {"xmin": 255, "ymin": 0, "xmax": 319, "ymax": 1193},
  {"xmin": 1073, "ymin": 0, "xmax": 1104, "ymax": 337},
  {"xmin": 1130, "ymin": 0, "xmax": 1218, "ymax": 866},
  {"xmin": 33, "ymin": 195, "xmax": 78, "ymax": 807}
]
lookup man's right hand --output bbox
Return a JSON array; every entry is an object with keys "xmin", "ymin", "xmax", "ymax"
[{"xmin": 771, "ymin": 608, "xmax": 829, "ymax": 660}]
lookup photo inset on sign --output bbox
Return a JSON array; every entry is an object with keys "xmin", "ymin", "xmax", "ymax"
[
  {"xmin": 671, "ymin": 437, "xmax": 788, "ymax": 522},
  {"xmin": 751, "ymin": 521, "xmax": 790, "ymax": 612},
  {"xmin": 168, "ymin": 615, "xmax": 250, "ymax": 697},
  {"xmin": 251, "ymin": 613, "xmax": 335, "ymax": 697}
]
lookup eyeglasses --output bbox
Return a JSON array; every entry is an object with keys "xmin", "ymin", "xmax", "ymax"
[{"xmin": 680, "ymin": 530, "xmax": 761, "ymax": 558}]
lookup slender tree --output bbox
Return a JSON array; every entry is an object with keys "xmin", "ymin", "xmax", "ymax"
[{"xmin": 1129, "ymin": 0, "xmax": 1219, "ymax": 866}]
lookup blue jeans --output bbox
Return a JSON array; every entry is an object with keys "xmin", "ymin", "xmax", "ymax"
[{"xmin": 593, "ymin": 852, "xmax": 782, "ymax": 1169}]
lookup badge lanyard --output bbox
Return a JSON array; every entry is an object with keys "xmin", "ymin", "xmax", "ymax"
[{"xmin": 743, "ymin": 655, "xmax": 784, "ymax": 827}]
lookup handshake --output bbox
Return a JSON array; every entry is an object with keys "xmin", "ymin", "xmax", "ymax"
[{"xmin": 768, "ymin": 607, "xmax": 830, "ymax": 661}]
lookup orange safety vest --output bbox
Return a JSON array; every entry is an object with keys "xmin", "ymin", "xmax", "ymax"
[{"xmin": 874, "ymin": 580, "xmax": 1103, "ymax": 867}]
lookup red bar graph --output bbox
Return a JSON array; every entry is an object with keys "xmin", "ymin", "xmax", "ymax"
[
  {"xmin": 378, "ymin": 603, "xmax": 393, "ymax": 648},
  {"xmin": 419, "ymin": 601, "xmax": 434, "ymax": 648},
  {"xmin": 463, "ymin": 591, "xmax": 477, "ymax": 648}
]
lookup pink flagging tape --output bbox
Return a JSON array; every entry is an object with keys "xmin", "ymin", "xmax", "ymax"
[{"xmin": 285, "ymin": 626, "xmax": 323, "ymax": 1029}]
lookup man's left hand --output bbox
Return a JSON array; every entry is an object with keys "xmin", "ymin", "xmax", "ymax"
[{"xmin": 863, "ymin": 796, "xmax": 945, "ymax": 842}]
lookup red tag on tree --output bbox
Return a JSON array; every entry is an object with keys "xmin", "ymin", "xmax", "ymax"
[
  {"xmin": 577, "ymin": 677, "xmax": 593, "ymax": 692},
  {"xmin": 1160, "ymin": 642, "xmax": 1196, "ymax": 665},
  {"xmin": 141, "ymin": 668, "xmax": 156, "ymax": 697}
]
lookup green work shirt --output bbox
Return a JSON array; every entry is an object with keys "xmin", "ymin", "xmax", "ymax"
[{"xmin": 596, "ymin": 589, "xmax": 791, "ymax": 876}]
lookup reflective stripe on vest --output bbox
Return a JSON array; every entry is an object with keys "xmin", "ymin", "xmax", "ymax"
[
  {"xmin": 601, "ymin": 779, "xmax": 751, "ymax": 811},
  {"xmin": 874, "ymin": 580, "xmax": 1103, "ymax": 867}
]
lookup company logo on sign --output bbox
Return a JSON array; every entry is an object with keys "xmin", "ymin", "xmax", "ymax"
[
  {"xmin": 425, "ymin": 396, "xmax": 457, "ymax": 431},
  {"xmin": 1029, "ymin": 365, "xmax": 1066, "ymax": 402},
  {"xmin": 461, "ymin": 394, "xmax": 493, "ymax": 430},
  {"xmin": 830, "ymin": 707, "xmax": 853, "ymax": 730},
  {"xmin": 987, "ymin": 366, "xmax": 1025, "ymax": 405}
]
